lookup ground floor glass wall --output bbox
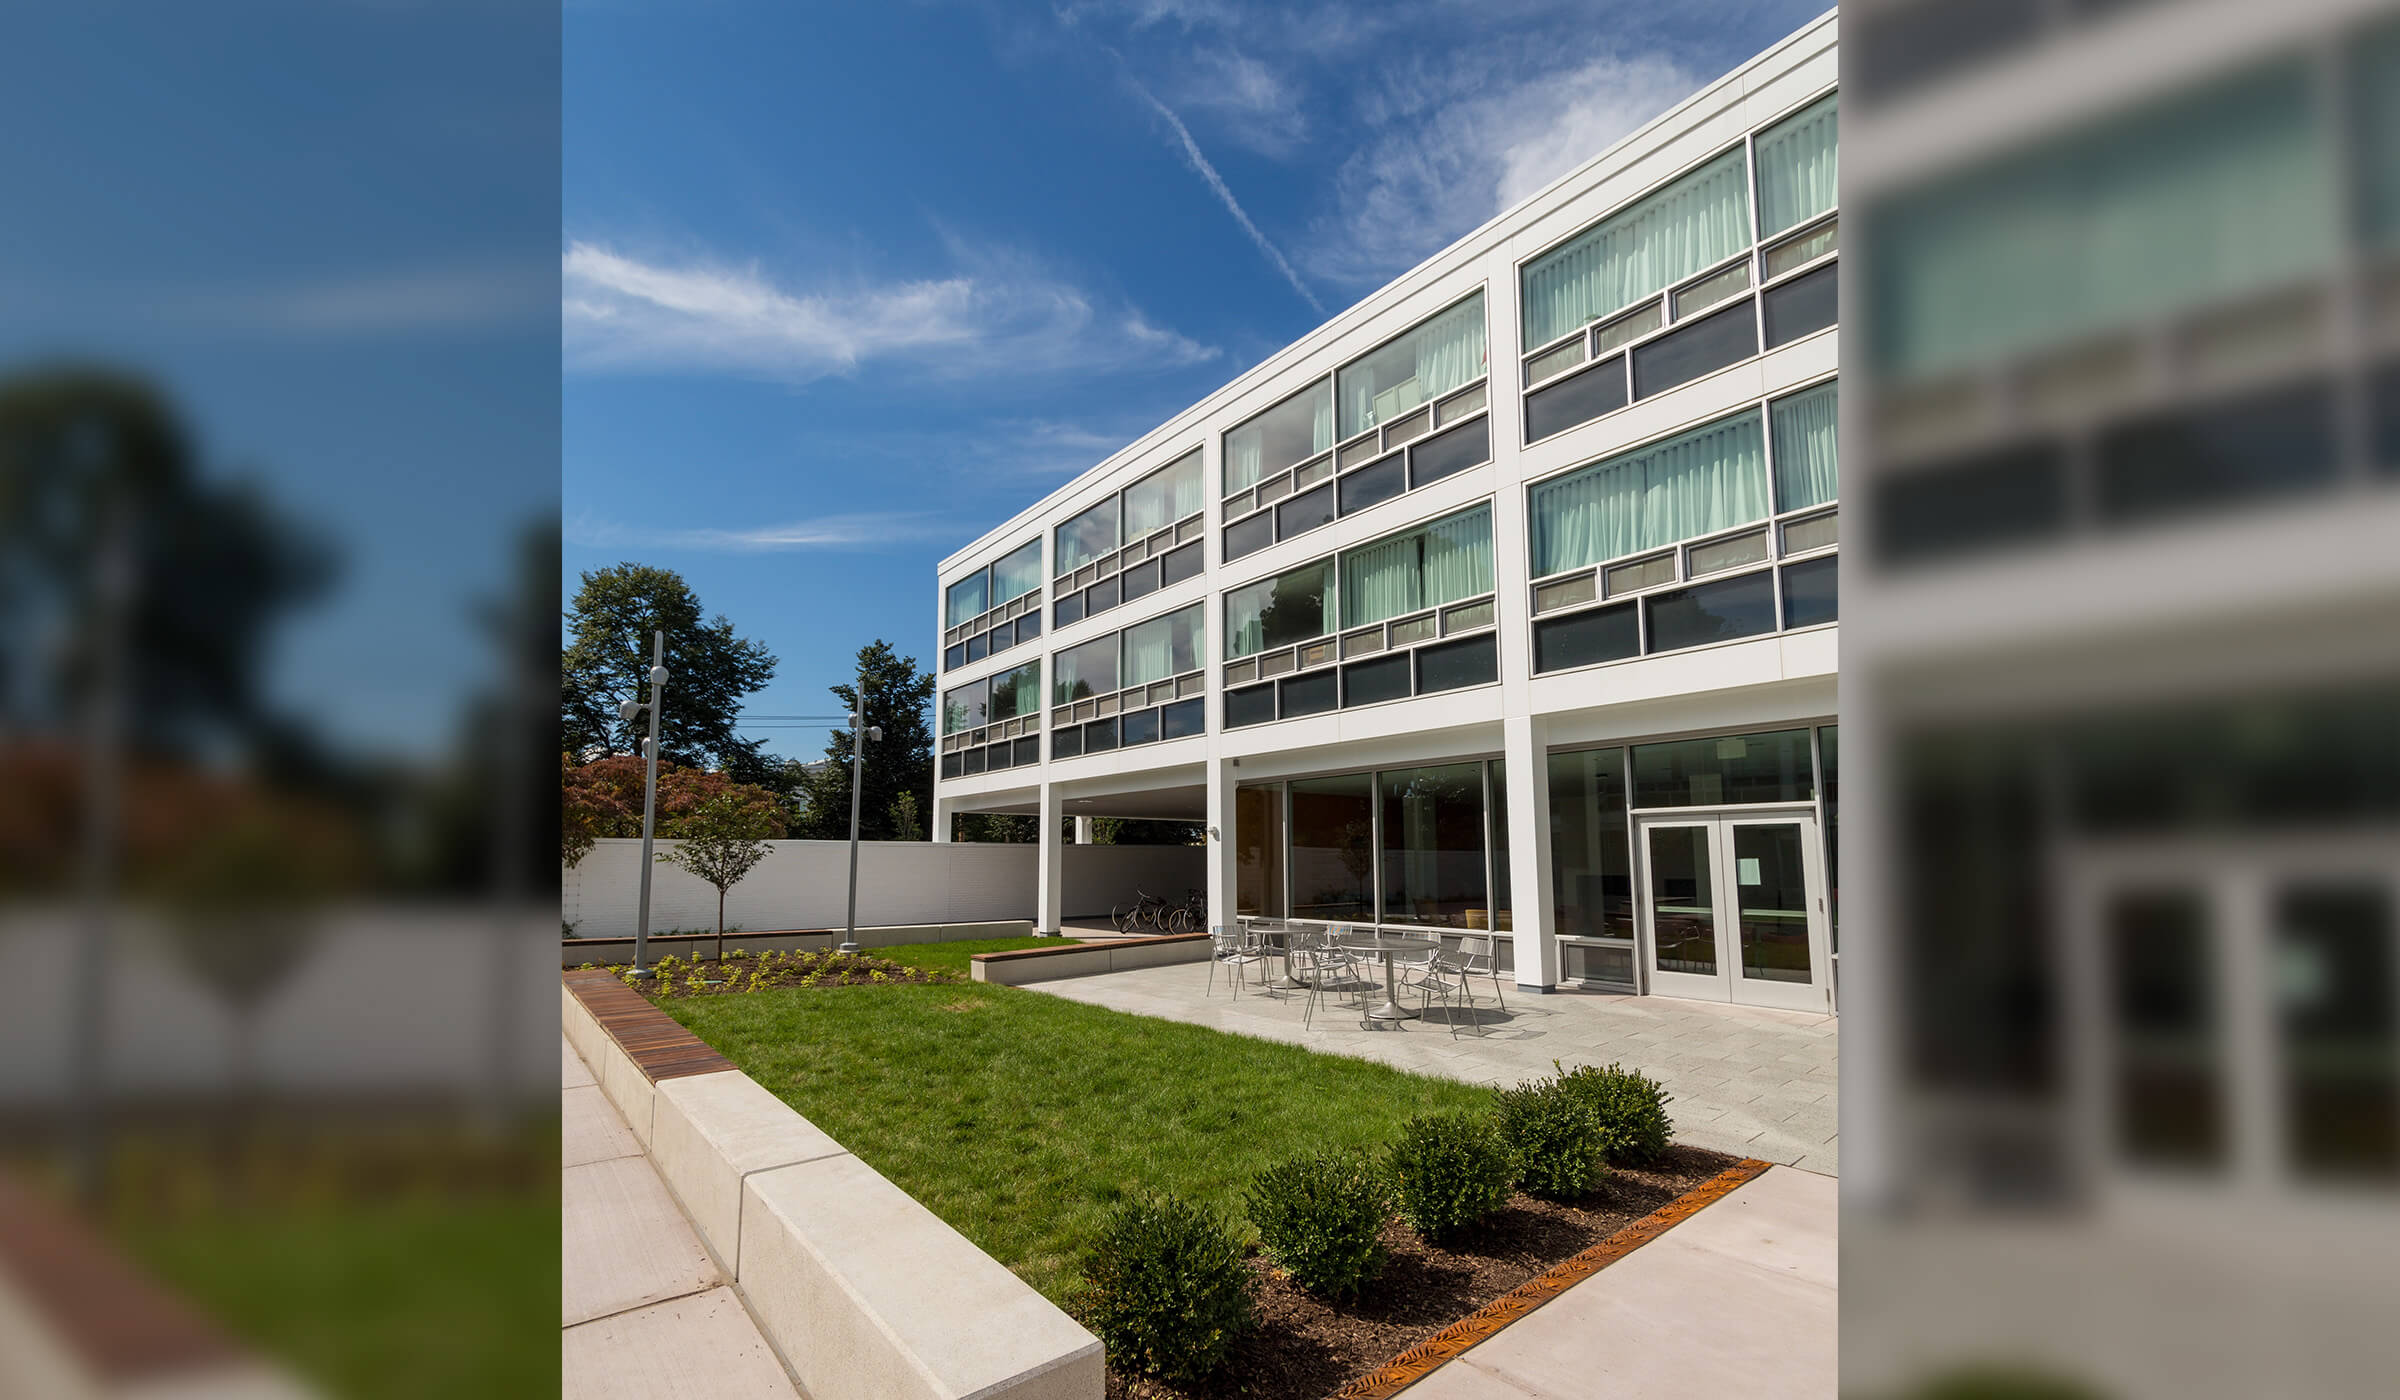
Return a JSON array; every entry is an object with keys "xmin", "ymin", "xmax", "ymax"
[{"xmin": 1240, "ymin": 759, "xmax": 1512, "ymax": 934}]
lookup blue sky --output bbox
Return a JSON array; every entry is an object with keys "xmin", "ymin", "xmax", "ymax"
[{"xmin": 565, "ymin": 0, "xmax": 1825, "ymax": 760}]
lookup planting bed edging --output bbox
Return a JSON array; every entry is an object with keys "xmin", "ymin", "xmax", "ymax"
[
  {"xmin": 970, "ymin": 932, "xmax": 1211, "ymax": 985},
  {"xmin": 564, "ymin": 918, "xmax": 1037, "ymax": 968},
  {"xmin": 561, "ymin": 972, "xmax": 1103, "ymax": 1400}
]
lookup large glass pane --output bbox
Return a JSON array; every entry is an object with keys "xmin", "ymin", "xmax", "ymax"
[
  {"xmin": 1529, "ymin": 410, "xmax": 1767, "ymax": 576},
  {"xmin": 1339, "ymin": 505, "xmax": 1493, "ymax": 628},
  {"xmin": 986, "ymin": 659, "xmax": 1042, "ymax": 723},
  {"xmin": 1121, "ymin": 603, "xmax": 1202, "ymax": 686},
  {"xmin": 1289, "ymin": 774, "xmax": 1374, "ymax": 923},
  {"xmin": 1770, "ymin": 380, "xmax": 1839, "ymax": 511},
  {"xmin": 1819, "ymin": 725, "xmax": 1837, "ymax": 949},
  {"xmin": 989, "ymin": 538, "xmax": 1044, "ymax": 605},
  {"xmin": 1520, "ymin": 147, "xmax": 1752, "ymax": 349},
  {"xmin": 1871, "ymin": 62, "xmax": 2337, "ymax": 381},
  {"xmin": 1224, "ymin": 559, "xmax": 1332, "ymax": 658},
  {"xmin": 1488, "ymin": 761, "xmax": 1511, "ymax": 933},
  {"xmin": 1224, "ymin": 379, "xmax": 1333, "ymax": 494},
  {"xmin": 1124, "ymin": 449, "xmax": 1204, "ymax": 537},
  {"xmin": 1337, "ymin": 292, "xmax": 1488, "ymax": 439},
  {"xmin": 1379, "ymin": 763, "xmax": 1488, "ymax": 930},
  {"xmin": 1644, "ymin": 570, "xmax": 1776, "ymax": 652},
  {"xmin": 1733, "ymin": 824, "xmax": 1811, "ymax": 984},
  {"xmin": 1055, "ymin": 497, "xmax": 1119, "ymax": 576},
  {"xmin": 1630, "ymin": 298, "xmax": 1758, "ymax": 396},
  {"xmin": 2107, "ymin": 888, "xmax": 2223, "ymax": 1169},
  {"xmin": 1647, "ymin": 825, "xmax": 1717, "ymax": 975},
  {"xmin": 945, "ymin": 569, "xmax": 988, "ymax": 627},
  {"xmin": 942, "ymin": 679, "xmax": 985, "ymax": 735},
  {"xmin": 1548, "ymin": 747, "xmax": 1632, "ymax": 939},
  {"xmin": 1052, "ymin": 634, "xmax": 1118, "ymax": 705},
  {"xmin": 2276, "ymin": 883, "xmax": 2399, "ymax": 1180},
  {"xmin": 1754, "ymin": 91, "xmax": 1839, "ymax": 237},
  {"xmin": 1235, "ymin": 784, "xmax": 1284, "ymax": 918},
  {"xmin": 1632, "ymin": 729, "xmax": 1814, "ymax": 807}
]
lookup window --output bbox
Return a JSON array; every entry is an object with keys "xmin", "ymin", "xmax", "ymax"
[
  {"xmin": 1380, "ymin": 763, "xmax": 1488, "ymax": 929},
  {"xmin": 1122, "ymin": 603, "xmax": 1202, "ymax": 687},
  {"xmin": 1410, "ymin": 417, "xmax": 1488, "ymax": 487},
  {"xmin": 1520, "ymin": 148, "xmax": 1752, "ymax": 350},
  {"xmin": 1226, "ymin": 560, "xmax": 1333, "ymax": 658},
  {"xmin": 1225, "ymin": 380, "xmax": 1333, "ymax": 496},
  {"xmin": 1524, "ymin": 355, "xmax": 1629, "ymax": 442},
  {"xmin": 942, "ymin": 681, "xmax": 986, "ymax": 735},
  {"xmin": 1053, "ymin": 634, "xmax": 1117, "ymax": 705},
  {"xmin": 1761, "ymin": 262, "xmax": 1837, "ymax": 348},
  {"xmin": 1630, "ymin": 298, "xmax": 1757, "ymax": 396},
  {"xmin": 1644, "ymin": 571, "xmax": 1776, "ymax": 652},
  {"xmin": 1124, "ymin": 449, "xmax": 1204, "ymax": 538},
  {"xmin": 1754, "ymin": 92, "xmax": 1839, "ymax": 238},
  {"xmin": 986, "ymin": 659, "xmax": 1042, "ymax": 723},
  {"xmin": 944, "ymin": 572, "xmax": 988, "ymax": 628},
  {"xmin": 1631, "ymin": 729, "xmax": 1814, "ymax": 807},
  {"xmin": 1530, "ymin": 411, "xmax": 1767, "ymax": 577},
  {"xmin": 1549, "ymin": 747, "xmax": 1633, "ymax": 941},
  {"xmin": 1337, "ymin": 293, "xmax": 1488, "ymax": 440},
  {"xmin": 990, "ymin": 538, "xmax": 1043, "ymax": 607},
  {"xmin": 1055, "ymin": 498, "xmax": 1118, "ymax": 576},
  {"xmin": 1534, "ymin": 603, "xmax": 1639, "ymax": 672},
  {"xmin": 1781, "ymin": 556, "xmax": 1838, "ymax": 628},
  {"xmin": 1340, "ymin": 505, "xmax": 1494, "ymax": 628},
  {"xmin": 1770, "ymin": 380, "xmax": 1839, "ymax": 511},
  {"xmin": 1235, "ymin": 785, "xmax": 1285, "ymax": 916},
  {"xmin": 1289, "ymin": 774, "xmax": 1374, "ymax": 922}
]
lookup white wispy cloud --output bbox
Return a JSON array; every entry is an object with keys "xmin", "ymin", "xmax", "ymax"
[
  {"xmin": 1122, "ymin": 78, "xmax": 1326, "ymax": 316},
  {"xmin": 566, "ymin": 509, "xmax": 950, "ymax": 554},
  {"xmin": 562, "ymin": 239, "xmax": 1216, "ymax": 380},
  {"xmin": 1305, "ymin": 47, "xmax": 1705, "ymax": 287}
]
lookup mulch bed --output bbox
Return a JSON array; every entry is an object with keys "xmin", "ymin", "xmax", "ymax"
[
  {"xmin": 576, "ymin": 948, "xmax": 966, "ymax": 997},
  {"xmin": 1105, "ymin": 1143, "xmax": 1741, "ymax": 1400}
]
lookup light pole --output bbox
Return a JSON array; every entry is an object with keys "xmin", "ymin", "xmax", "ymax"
[
  {"xmin": 618, "ymin": 630, "xmax": 670, "ymax": 979},
  {"xmin": 839, "ymin": 664, "xmax": 882, "ymax": 954}
]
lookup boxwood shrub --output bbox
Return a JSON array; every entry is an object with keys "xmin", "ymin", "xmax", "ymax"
[
  {"xmin": 1075, "ymin": 1194, "xmax": 1255, "ymax": 1383},
  {"xmin": 1243, "ymin": 1148, "xmax": 1391, "ymax": 1301},
  {"xmin": 1556, "ymin": 1060, "xmax": 1674, "ymax": 1165},
  {"xmin": 1386, "ymin": 1110, "xmax": 1516, "ymax": 1239},
  {"xmin": 1494, "ymin": 1075, "xmax": 1612, "ymax": 1200}
]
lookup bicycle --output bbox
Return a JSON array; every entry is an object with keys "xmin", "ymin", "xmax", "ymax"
[{"xmin": 1112, "ymin": 889, "xmax": 1170, "ymax": 934}]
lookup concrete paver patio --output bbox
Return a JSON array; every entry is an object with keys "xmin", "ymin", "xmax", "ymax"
[{"xmin": 1034, "ymin": 962, "xmax": 1839, "ymax": 1173}]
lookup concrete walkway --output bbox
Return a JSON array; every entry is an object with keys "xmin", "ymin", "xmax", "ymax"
[
  {"xmin": 562, "ymin": 1034, "xmax": 800, "ymax": 1399},
  {"xmin": 1035, "ymin": 962, "xmax": 1838, "ymax": 1173},
  {"xmin": 1406, "ymin": 1165, "xmax": 1836, "ymax": 1399}
]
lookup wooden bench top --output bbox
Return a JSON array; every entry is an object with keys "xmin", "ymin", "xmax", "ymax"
[{"xmin": 562, "ymin": 969, "xmax": 733, "ymax": 1082}]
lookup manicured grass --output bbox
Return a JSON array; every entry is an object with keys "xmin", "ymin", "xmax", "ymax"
[
  {"xmin": 868, "ymin": 935, "xmax": 1059, "ymax": 977},
  {"xmin": 119, "ymin": 1195, "xmax": 557, "ymax": 1400},
  {"xmin": 661, "ymin": 979, "xmax": 1496, "ymax": 1304}
]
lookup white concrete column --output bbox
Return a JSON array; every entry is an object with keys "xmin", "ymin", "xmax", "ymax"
[
  {"xmin": 930, "ymin": 793, "xmax": 955, "ymax": 843},
  {"xmin": 1035, "ymin": 781, "xmax": 1065, "ymax": 935},
  {"xmin": 1204, "ymin": 756, "xmax": 1238, "ymax": 935},
  {"xmin": 1504, "ymin": 713, "xmax": 1560, "ymax": 991}
]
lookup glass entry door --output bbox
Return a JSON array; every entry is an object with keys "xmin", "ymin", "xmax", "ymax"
[{"xmin": 1637, "ymin": 813, "xmax": 1829, "ymax": 1011}]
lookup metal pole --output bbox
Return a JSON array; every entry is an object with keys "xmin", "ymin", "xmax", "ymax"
[
  {"xmin": 633, "ymin": 629, "xmax": 665, "ymax": 978},
  {"xmin": 840, "ymin": 665, "xmax": 865, "ymax": 954},
  {"xmin": 70, "ymin": 485, "xmax": 131, "ymax": 1207}
]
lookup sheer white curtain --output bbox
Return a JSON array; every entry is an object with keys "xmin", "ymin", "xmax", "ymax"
[
  {"xmin": 1529, "ymin": 411, "xmax": 1767, "ymax": 575},
  {"xmin": 1341, "ymin": 533, "xmax": 1421, "ymax": 629},
  {"xmin": 990, "ymin": 538, "xmax": 1043, "ymax": 605},
  {"xmin": 1125, "ymin": 451, "xmax": 1203, "ymax": 536},
  {"xmin": 945, "ymin": 571, "xmax": 988, "ymax": 627},
  {"xmin": 1421, "ymin": 506, "xmax": 1494, "ymax": 609},
  {"xmin": 990, "ymin": 662, "xmax": 1042, "ymax": 722},
  {"xmin": 1122, "ymin": 604, "xmax": 1201, "ymax": 686},
  {"xmin": 1520, "ymin": 148, "xmax": 1753, "ymax": 350},
  {"xmin": 1755, "ymin": 92, "xmax": 1838, "ymax": 238},
  {"xmin": 1338, "ymin": 293, "xmax": 1488, "ymax": 437},
  {"xmin": 1770, "ymin": 381, "xmax": 1838, "ymax": 512}
]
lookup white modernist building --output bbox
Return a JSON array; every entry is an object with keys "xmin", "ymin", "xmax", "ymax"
[{"xmin": 931, "ymin": 13, "xmax": 1839, "ymax": 1011}]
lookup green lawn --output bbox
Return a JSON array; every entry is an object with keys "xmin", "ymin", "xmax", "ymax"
[
  {"xmin": 660, "ymin": 977, "xmax": 1496, "ymax": 1303},
  {"xmin": 867, "ymin": 935, "xmax": 1060, "ymax": 977}
]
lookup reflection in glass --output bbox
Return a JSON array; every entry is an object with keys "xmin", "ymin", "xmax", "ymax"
[
  {"xmin": 1225, "ymin": 560, "xmax": 1333, "ymax": 658},
  {"xmin": 1378, "ymin": 763, "xmax": 1488, "ymax": 929},
  {"xmin": 1289, "ymin": 774, "xmax": 1374, "ymax": 922},
  {"xmin": 1733, "ymin": 824, "xmax": 1811, "ymax": 983},
  {"xmin": 1225, "ymin": 379, "xmax": 1334, "ymax": 494},
  {"xmin": 1549, "ymin": 748, "xmax": 1632, "ymax": 939},
  {"xmin": 1054, "ymin": 497, "xmax": 1119, "ymax": 576},
  {"xmin": 2107, "ymin": 888, "xmax": 2223, "ymax": 1168},
  {"xmin": 1235, "ymin": 785, "xmax": 1285, "ymax": 917},
  {"xmin": 1632, "ymin": 729, "xmax": 1814, "ymax": 807},
  {"xmin": 1648, "ymin": 825, "xmax": 1717, "ymax": 974},
  {"xmin": 2276, "ymin": 883, "xmax": 2399, "ymax": 1180}
]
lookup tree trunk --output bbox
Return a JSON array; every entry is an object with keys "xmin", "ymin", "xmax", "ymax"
[{"xmin": 716, "ymin": 886, "xmax": 726, "ymax": 964}]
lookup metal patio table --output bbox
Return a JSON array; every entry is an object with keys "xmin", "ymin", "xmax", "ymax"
[
  {"xmin": 1241, "ymin": 918, "xmax": 1308, "ymax": 990},
  {"xmin": 1335, "ymin": 932, "xmax": 1442, "ymax": 1021}
]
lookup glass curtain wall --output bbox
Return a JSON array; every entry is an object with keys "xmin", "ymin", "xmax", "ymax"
[
  {"xmin": 1289, "ymin": 774, "xmax": 1374, "ymax": 921},
  {"xmin": 1380, "ymin": 763, "xmax": 1489, "ymax": 929},
  {"xmin": 1339, "ymin": 505, "xmax": 1494, "ymax": 628},
  {"xmin": 1632, "ymin": 729, "xmax": 1815, "ymax": 807},
  {"xmin": 1336, "ymin": 292, "xmax": 1488, "ymax": 439},
  {"xmin": 1754, "ymin": 91, "xmax": 1839, "ymax": 237},
  {"xmin": 945, "ymin": 571, "xmax": 989, "ymax": 627},
  {"xmin": 1052, "ymin": 634, "xmax": 1118, "ymax": 705},
  {"xmin": 1770, "ymin": 380, "xmax": 1839, "ymax": 511},
  {"xmin": 1225, "ymin": 560, "xmax": 1333, "ymax": 657},
  {"xmin": 989, "ymin": 538, "xmax": 1044, "ymax": 607},
  {"xmin": 1122, "ymin": 603, "xmax": 1202, "ymax": 686},
  {"xmin": 1235, "ymin": 784, "xmax": 1285, "ymax": 918},
  {"xmin": 1549, "ymin": 747, "xmax": 1633, "ymax": 939},
  {"xmin": 1234, "ymin": 760, "xmax": 1513, "ymax": 929},
  {"xmin": 1124, "ymin": 450, "xmax": 1204, "ymax": 537},
  {"xmin": 987, "ymin": 659, "xmax": 1041, "ymax": 723},
  {"xmin": 1055, "ymin": 498, "xmax": 1119, "ymax": 575}
]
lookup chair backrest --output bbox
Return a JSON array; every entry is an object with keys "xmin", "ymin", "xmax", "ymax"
[{"xmin": 1458, "ymin": 932, "xmax": 1493, "ymax": 967}]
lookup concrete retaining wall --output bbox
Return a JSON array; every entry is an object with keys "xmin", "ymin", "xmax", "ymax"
[
  {"xmin": 972, "ymin": 933, "xmax": 1212, "ymax": 986},
  {"xmin": 563, "ymin": 839, "xmax": 1204, "ymax": 939},
  {"xmin": 561, "ymin": 980, "xmax": 1102, "ymax": 1400}
]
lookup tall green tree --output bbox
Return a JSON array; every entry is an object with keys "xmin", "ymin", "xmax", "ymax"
[
  {"xmin": 793, "ymin": 640, "xmax": 933, "ymax": 841},
  {"xmin": 560, "ymin": 563, "xmax": 776, "ymax": 770}
]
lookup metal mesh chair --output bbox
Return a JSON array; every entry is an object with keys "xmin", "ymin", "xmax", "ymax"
[
  {"xmin": 1207, "ymin": 923, "xmax": 1266, "ymax": 999},
  {"xmin": 1456, "ymin": 932, "xmax": 1509, "ymax": 1013},
  {"xmin": 1300, "ymin": 924, "xmax": 1371, "ymax": 1028},
  {"xmin": 1416, "ymin": 939, "xmax": 1488, "ymax": 1038}
]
